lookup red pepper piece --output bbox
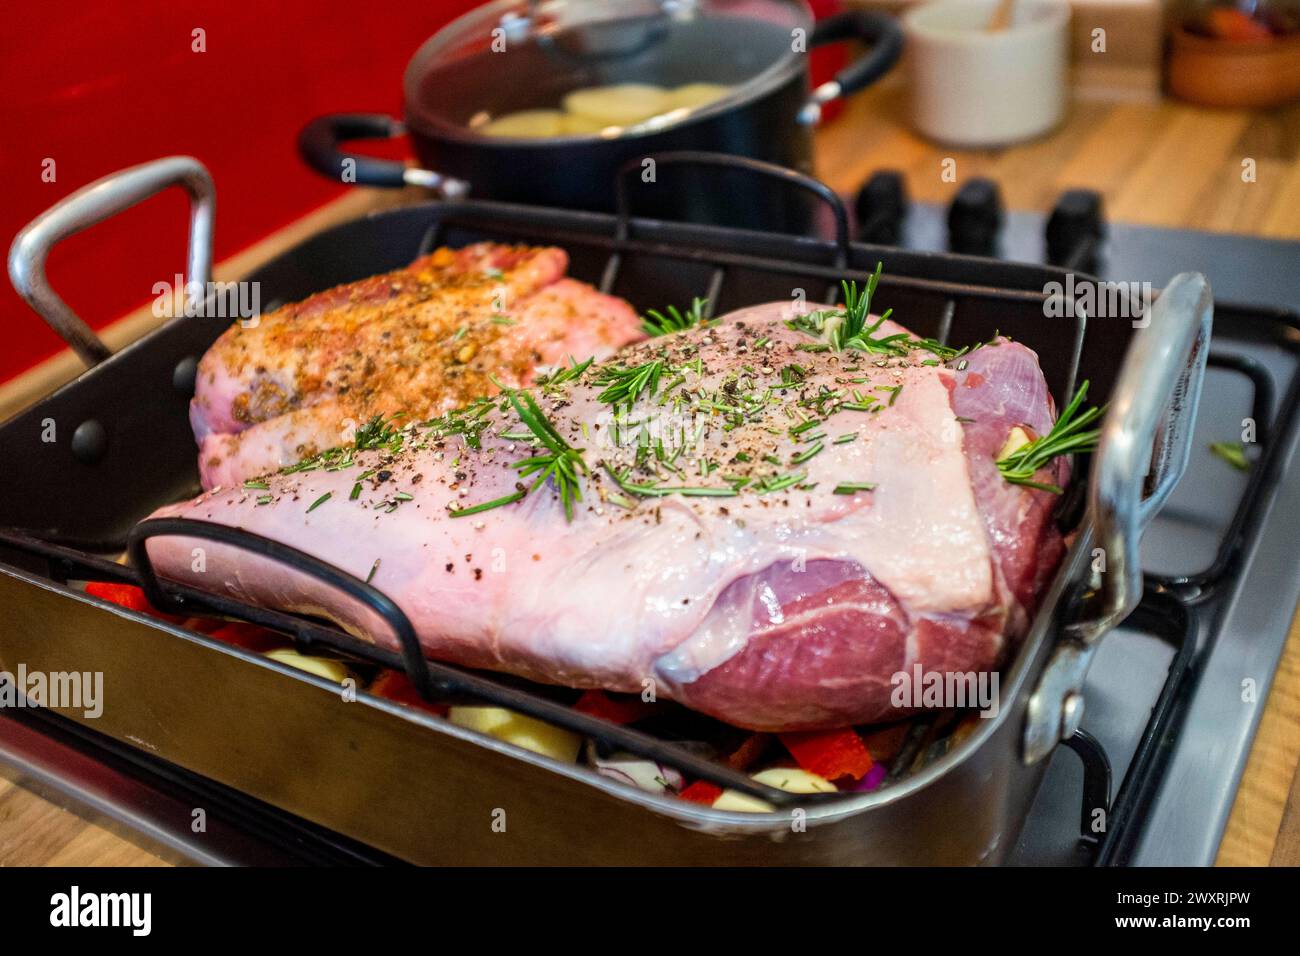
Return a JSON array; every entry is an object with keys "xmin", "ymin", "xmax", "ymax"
[
  {"xmin": 678, "ymin": 781, "xmax": 724, "ymax": 805},
  {"xmin": 369, "ymin": 669, "xmax": 448, "ymax": 716},
  {"xmin": 84, "ymin": 581, "xmax": 152, "ymax": 612},
  {"xmin": 84, "ymin": 581, "xmax": 186, "ymax": 623},
  {"xmin": 779, "ymin": 727, "xmax": 875, "ymax": 781},
  {"xmin": 573, "ymin": 689, "xmax": 656, "ymax": 724},
  {"xmin": 208, "ymin": 622, "xmax": 282, "ymax": 653}
]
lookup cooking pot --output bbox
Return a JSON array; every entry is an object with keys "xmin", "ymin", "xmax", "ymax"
[{"xmin": 298, "ymin": 0, "xmax": 902, "ymax": 229}]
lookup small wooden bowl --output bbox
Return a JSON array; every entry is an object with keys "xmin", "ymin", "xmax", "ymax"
[{"xmin": 1167, "ymin": 25, "xmax": 1300, "ymax": 108}]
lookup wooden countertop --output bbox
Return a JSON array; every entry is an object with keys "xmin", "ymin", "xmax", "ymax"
[{"xmin": 2, "ymin": 85, "xmax": 1298, "ymax": 866}]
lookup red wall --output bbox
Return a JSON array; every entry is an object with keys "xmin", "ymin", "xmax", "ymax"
[
  {"xmin": 1, "ymin": 0, "xmax": 841, "ymax": 386},
  {"xmin": 0, "ymin": 0, "xmax": 479, "ymax": 384}
]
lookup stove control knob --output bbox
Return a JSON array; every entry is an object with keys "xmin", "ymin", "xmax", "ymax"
[
  {"xmin": 1047, "ymin": 189, "xmax": 1106, "ymax": 272},
  {"xmin": 854, "ymin": 170, "xmax": 909, "ymax": 246},
  {"xmin": 947, "ymin": 178, "xmax": 1004, "ymax": 256}
]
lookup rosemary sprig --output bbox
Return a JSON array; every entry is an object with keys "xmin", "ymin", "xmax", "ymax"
[
  {"xmin": 791, "ymin": 441, "xmax": 823, "ymax": 465},
  {"xmin": 603, "ymin": 464, "xmax": 738, "ymax": 500},
  {"xmin": 280, "ymin": 413, "xmax": 407, "ymax": 475},
  {"xmin": 507, "ymin": 391, "xmax": 587, "ymax": 521},
  {"xmin": 449, "ymin": 490, "xmax": 526, "ymax": 518},
  {"xmin": 754, "ymin": 471, "xmax": 807, "ymax": 494},
  {"xmin": 536, "ymin": 355, "xmax": 594, "ymax": 393},
  {"xmin": 421, "ymin": 396, "xmax": 495, "ymax": 450},
  {"xmin": 912, "ymin": 338, "xmax": 964, "ymax": 361},
  {"xmin": 833, "ymin": 482, "xmax": 876, "ymax": 494},
  {"xmin": 996, "ymin": 381, "xmax": 1104, "ymax": 493},
  {"xmin": 787, "ymin": 263, "xmax": 907, "ymax": 356},
  {"xmin": 642, "ymin": 297, "xmax": 709, "ymax": 337},
  {"xmin": 840, "ymin": 269, "xmax": 876, "ymax": 341},
  {"xmin": 1209, "ymin": 441, "xmax": 1249, "ymax": 472},
  {"xmin": 449, "ymin": 391, "xmax": 587, "ymax": 521},
  {"xmin": 780, "ymin": 363, "xmax": 807, "ymax": 385},
  {"xmin": 842, "ymin": 316, "xmax": 906, "ymax": 356},
  {"xmin": 354, "ymin": 414, "xmax": 403, "ymax": 452},
  {"xmin": 879, "ymin": 383, "xmax": 903, "ymax": 406},
  {"xmin": 595, "ymin": 359, "xmax": 664, "ymax": 408},
  {"xmin": 784, "ymin": 264, "xmax": 1003, "ymax": 363}
]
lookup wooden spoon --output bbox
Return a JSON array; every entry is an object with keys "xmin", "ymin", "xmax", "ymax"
[{"xmin": 987, "ymin": 0, "xmax": 1015, "ymax": 31}]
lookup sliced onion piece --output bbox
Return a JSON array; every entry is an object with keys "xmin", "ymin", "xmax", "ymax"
[{"xmin": 585, "ymin": 741, "xmax": 685, "ymax": 794}]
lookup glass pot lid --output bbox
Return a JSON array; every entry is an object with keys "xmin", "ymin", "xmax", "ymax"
[{"xmin": 404, "ymin": 0, "xmax": 812, "ymax": 142}]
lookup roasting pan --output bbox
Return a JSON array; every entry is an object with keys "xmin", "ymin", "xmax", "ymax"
[{"xmin": 0, "ymin": 155, "xmax": 1212, "ymax": 864}]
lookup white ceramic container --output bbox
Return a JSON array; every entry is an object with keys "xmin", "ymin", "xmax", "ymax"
[{"xmin": 904, "ymin": 0, "xmax": 1071, "ymax": 147}]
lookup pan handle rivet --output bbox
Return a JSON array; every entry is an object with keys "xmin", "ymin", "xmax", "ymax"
[
  {"xmin": 173, "ymin": 355, "xmax": 198, "ymax": 396},
  {"xmin": 1061, "ymin": 691, "xmax": 1085, "ymax": 739},
  {"xmin": 71, "ymin": 419, "xmax": 108, "ymax": 464}
]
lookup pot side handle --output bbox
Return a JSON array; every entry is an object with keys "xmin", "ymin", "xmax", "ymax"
[
  {"xmin": 799, "ymin": 11, "xmax": 905, "ymax": 125},
  {"xmin": 1023, "ymin": 272, "xmax": 1213, "ymax": 765},
  {"xmin": 297, "ymin": 113, "xmax": 469, "ymax": 196}
]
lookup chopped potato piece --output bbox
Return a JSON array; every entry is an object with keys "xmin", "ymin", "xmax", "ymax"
[
  {"xmin": 710, "ymin": 766, "xmax": 837, "ymax": 812},
  {"xmin": 449, "ymin": 705, "xmax": 582, "ymax": 763},
  {"xmin": 563, "ymin": 83, "xmax": 673, "ymax": 126},
  {"xmin": 477, "ymin": 82, "xmax": 730, "ymax": 139},
  {"xmin": 751, "ymin": 767, "xmax": 837, "ymax": 794},
  {"xmin": 559, "ymin": 112, "xmax": 611, "ymax": 135},
  {"xmin": 666, "ymin": 82, "xmax": 731, "ymax": 111},
  {"xmin": 479, "ymin": 109, "xmax": 566, "ymax": 139},
  {"xmin": 711, "ymin": 789, "xmax": 775, "ymax": 813},
  {"xmin": 997, "ymin": 425, "xmax": 1035, "ymax": 461},
  {"xmin": 264, "ymin": 649, "xmax": 353, "ymax": 684}
]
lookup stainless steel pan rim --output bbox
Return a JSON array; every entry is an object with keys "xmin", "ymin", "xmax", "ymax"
[{"xmin": 5, "ymin": 156, "xmax": 1213, "ymax": 842}]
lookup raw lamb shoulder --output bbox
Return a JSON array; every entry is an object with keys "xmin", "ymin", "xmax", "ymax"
[{"xmin": 150, "ymin": 300, "xmax": 1067, "ymax": 731}]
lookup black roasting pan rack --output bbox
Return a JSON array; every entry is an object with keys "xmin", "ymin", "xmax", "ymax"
[{"xmin": 0, "ymin": 154, "xmax": 1230, "ymax": 864}]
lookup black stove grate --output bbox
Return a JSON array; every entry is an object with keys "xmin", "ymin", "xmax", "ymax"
[{"xmin": 1060, "ymin": 303, "xmax": 1300, "ymax": 865}]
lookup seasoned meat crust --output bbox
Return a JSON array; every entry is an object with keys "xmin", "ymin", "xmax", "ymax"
[{"xmin": 190, "ymin": 243, "xmax": 643, "ymax": 487}]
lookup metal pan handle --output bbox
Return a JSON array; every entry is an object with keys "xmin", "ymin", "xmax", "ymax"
[
  {"xmin": 1023, "ymin": 272, "xmax": 1212, "ymax": 764},
  {"xmin": 798, "ymin": 11, "xmax": 905, "ymax": 126},
  {"xmin": 611, "ymin": 151, "xmax": 851, "ymax": 262},
  {"xmin": 297, "ymin": 113, "xmax": 470, "ymax": 196},
  {"xmin": 1080, "ymin": 271, "xmax": 1213, "ymax": 640},
  {"xmin": 8, "ymin": 156, "xmax": 215, "ymax": 367}
]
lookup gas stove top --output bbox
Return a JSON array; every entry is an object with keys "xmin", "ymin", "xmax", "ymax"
[{"xmin": 853, "ymin": 173, "xmax": 1300, "ymax": 865}]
